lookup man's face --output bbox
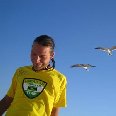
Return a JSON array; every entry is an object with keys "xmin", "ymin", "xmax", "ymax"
[{"xmin": 31, "ymin": 43, "xmax": 54, "ymax": 71}]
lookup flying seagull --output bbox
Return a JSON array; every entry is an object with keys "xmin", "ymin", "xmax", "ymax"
[
  {"xmin": 95, "ymin": 46, "xmax": 116, "ymax": 56},
  {"xmin": 71, "ymin": 64, "xmax": 96, "ymax": 71}
]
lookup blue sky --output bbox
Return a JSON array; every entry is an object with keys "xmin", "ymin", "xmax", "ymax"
[{"xmin": 0, "ymin": 0, "xmax": 116, "ymax": 116}]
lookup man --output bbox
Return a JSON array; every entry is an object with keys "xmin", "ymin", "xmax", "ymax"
[{"xmin": 0, "ymin": 35, "xmax": 67, "ymax": 116}]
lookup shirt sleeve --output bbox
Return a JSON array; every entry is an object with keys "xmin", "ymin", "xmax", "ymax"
[
  {"xmin": 53, "ymin": 76, "xmax": 67, "ymax": 107},
  {"xmin": 6, "ymin": 69, "xmax": 18, "ymax": 98}
]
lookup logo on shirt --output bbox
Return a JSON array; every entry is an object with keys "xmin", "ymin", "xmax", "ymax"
[{"xmin": 22, "ymin": 78, "xmax": 47, "ymax": 99}]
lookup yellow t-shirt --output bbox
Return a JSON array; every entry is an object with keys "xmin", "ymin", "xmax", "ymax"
[{"xmin": 6, "ymin": 66, "xmax": 67, "ymax": 116}]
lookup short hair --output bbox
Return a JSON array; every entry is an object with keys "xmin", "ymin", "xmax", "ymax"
[{"xmin": 33, "ymin": 35, "xmax": 55, "ymax": 52}]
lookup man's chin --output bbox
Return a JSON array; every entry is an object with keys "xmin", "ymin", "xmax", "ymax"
[
  {"xmin": 33, "ymin": 65, "xmax": 43, "ymax": 71},
  {"xmin": 33, "ymin": 64, "xmax": 49, "ymax": 71}
]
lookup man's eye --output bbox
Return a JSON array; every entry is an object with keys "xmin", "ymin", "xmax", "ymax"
[{"xmin": 40, "ymin": 55, "xmax": 45, "ymax": 58}]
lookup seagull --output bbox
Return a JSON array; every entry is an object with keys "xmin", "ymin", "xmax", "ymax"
[
  {"xmin": 95, "ymin": 46, "xmax": 116, "ymax": 56},
  {"xmin": 71, "ymin": 64, "xmax": 96, "ymax": 71}
]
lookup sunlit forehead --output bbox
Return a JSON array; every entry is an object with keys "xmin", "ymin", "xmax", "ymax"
[{"xmin": 31, "ymin": 43, "xmax": 52, "ymax": 56}]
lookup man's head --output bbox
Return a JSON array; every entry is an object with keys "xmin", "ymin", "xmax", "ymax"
[{"xmin": 31, "ymin": 35, "xmax": 55, "ymax": 71}]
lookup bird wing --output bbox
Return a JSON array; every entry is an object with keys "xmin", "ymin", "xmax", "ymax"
[
  {"xmin": 71, "ymin": 64, "xmax": 80, "ymax": 67},
  {"xmin": 71, "ymin": 64, "xmax": 83, "ymax": 67},
  {"xmin": 110, "ymin": 46, "xmax": 116, "ymax": 51},
  {"xmin": 95, "ymin": 47, "xmax": 108, "ymax": 51},
  {"xmin": 85, "ymin": 64, "xmax": 96, "ymax": 67}
]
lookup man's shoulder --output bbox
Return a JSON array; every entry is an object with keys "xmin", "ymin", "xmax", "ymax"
[
  {"xmin": 15, "ymin": 65, "xmax": 32, "ymax": 73},
  {"xmin": 53, "ymin": 69, "xmax": 67, "ymax": 80},
  {"xmin": 16, "ymin": 65, "xmax": 32, "ymax": 70}
]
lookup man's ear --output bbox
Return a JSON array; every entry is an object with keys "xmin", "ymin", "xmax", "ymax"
[{"xmin": 51, "ymin": 52, "xmax": 55, "ymax": 59}]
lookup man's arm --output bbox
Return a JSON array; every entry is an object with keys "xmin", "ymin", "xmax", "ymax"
[
  {"xmin": 0, "ymin": 95, "xmax": 13, "ymax": 115},
  {"xmin": 51, "ymin": 107, "xmax": 60, "ymax": 116}
]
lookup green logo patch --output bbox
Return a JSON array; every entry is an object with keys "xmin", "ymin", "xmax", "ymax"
[{"xmin": 22, "ymin": 78, "xmax": 47, "ymax": 99}]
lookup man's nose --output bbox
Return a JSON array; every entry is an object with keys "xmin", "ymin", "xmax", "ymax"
[{"xmin": 36, "ymin": 56, "xmax": 40, "ymax": 63}]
